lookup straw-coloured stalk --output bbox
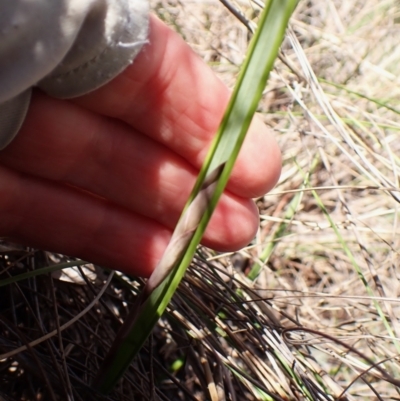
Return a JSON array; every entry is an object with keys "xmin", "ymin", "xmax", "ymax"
[{"xmin": 94, "ymin": 0, "xmax": 298, "ymax": 393}]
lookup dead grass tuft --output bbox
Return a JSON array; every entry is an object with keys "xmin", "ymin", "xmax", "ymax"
[{"xmin": 2, "ymin": 1, "xmax": 400, "ymax": 400}]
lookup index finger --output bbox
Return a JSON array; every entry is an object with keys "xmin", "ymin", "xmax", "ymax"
[{"xmin": 73, "ymin": 15, "xmax": 281, "ymax": 198}]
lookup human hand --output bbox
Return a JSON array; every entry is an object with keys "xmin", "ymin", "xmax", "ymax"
[{"xmin": 0, "ymin": 16, "xmax": 281, "ymax": 277}]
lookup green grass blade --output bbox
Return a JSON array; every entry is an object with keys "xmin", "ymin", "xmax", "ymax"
[
  {"xmin": 0, "ymin": 260, "xmax": 88, "ymax": 288},
  {"xmin": 319, "ymin": 77, "xmax": 400, "ymax": 116},
  {"xmin": 247, "ymin": 154, "xmax": 320, "ymax": 280},
  {"xmin": 94, "ymin": 0, "xmax": 298, "ymax": 393}
]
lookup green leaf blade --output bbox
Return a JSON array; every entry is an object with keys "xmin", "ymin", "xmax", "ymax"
[{"xmin": 94, "ymin": 0, "xmax": 298, "ymax": 393}]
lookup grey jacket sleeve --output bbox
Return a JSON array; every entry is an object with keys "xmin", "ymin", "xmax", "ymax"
[{"xmin": 0, "ymin": 0, "xmax": 149, "ymax": 150}]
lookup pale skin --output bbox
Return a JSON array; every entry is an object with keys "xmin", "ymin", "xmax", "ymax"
[{"xmin": 0, "ymin": 16, "xmax": 281, "ymax": 277}]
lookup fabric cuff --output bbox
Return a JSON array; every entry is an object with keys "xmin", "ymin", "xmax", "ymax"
[
  {"xmin": 0, "ymin": 90, "xmax": 31, "ymax": 150},
  {"xmin": 0, "ymin": 0, "xmax": 149, "ymax": 151},
  {"xmin": 38, "ymin": 0, "xmax": 149, "ymax": 98}
]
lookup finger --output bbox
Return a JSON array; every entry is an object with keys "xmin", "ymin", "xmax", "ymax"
[
  {"xmin": 73, "ymin": 15, "xmax": 282, "ymax": 198},
  {"xmin": 0, "ymin": 91, "xmax": 259, "ymax": 252},
  {"xmin": 0, "ymin": 166, "xmax": 169, "ymax": 276}
]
